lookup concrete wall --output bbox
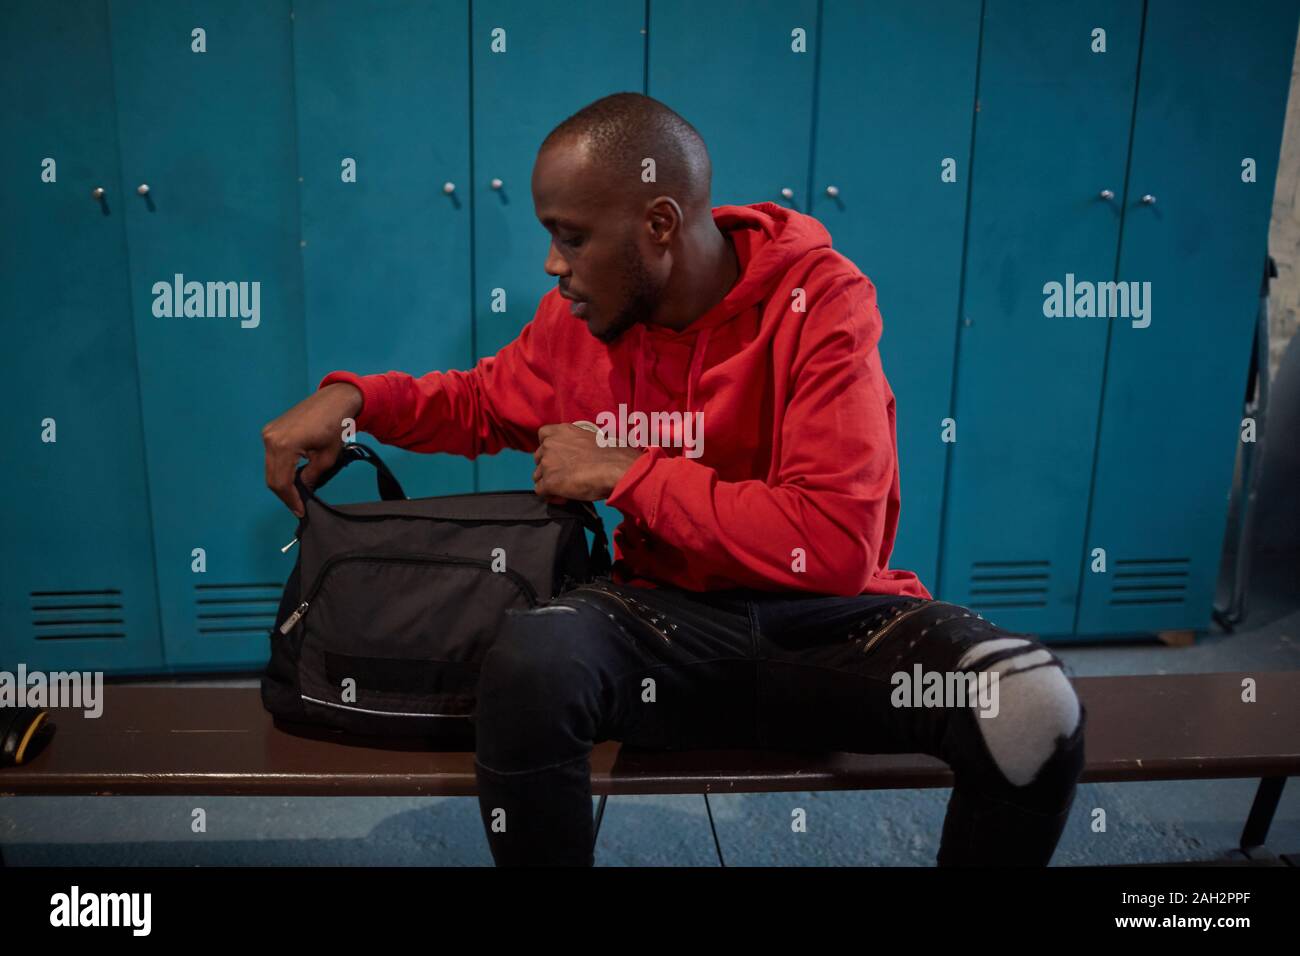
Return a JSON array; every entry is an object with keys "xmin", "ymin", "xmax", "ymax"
[
  {"xmin": 1269, "ymin": 24, "xmax": 1300, "ymax": 379},
  {"xmin": 1256, "ymin": 23, "xmax": 1300, "ymax": 556}
]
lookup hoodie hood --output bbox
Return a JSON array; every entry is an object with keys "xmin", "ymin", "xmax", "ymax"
[
  {"xmin": 635, "ymin": 201, "xmax": 834, "ymax": 413},
  {"xmin": 686, "ymin": 201, "xmax": 835, "ymax": 331}
]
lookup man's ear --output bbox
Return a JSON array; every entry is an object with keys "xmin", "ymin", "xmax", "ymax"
[{"xmin": 646, "ymin": 196, "xmax": 683, "ymax": 245}]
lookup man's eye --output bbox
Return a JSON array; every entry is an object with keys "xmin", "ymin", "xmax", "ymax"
[{"xmin": 562, "ymin": 235, "xmax": 584, "ymax": 248}]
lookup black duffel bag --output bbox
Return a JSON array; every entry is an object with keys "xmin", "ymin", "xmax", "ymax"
[{"xmin": 261, "ymin": 442, "xmax": 610, "ymax": 745}]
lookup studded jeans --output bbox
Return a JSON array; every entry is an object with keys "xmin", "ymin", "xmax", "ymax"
[{"xmin": 473, "ymin": 575, "xmax": 1086, "ymax": 866}]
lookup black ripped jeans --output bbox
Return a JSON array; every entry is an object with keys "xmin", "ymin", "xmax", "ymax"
[{"xmin": 473, "ymin": 576, "xmax": 1086, "ymax": 866}]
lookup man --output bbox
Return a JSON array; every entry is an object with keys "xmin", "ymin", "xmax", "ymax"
[{"xmin": 263, "ymin": 92, "xmax": 1085, "ymax": 866}]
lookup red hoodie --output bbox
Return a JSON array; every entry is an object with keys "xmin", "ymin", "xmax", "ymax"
[{"xmin": 319, "ymin": 202, "xmax": 931, "ymax": 600}]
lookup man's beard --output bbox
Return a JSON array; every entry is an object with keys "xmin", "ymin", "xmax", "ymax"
[{"xmin": 593, "ymin": 241, "xmax": 660, "ymax": 344}]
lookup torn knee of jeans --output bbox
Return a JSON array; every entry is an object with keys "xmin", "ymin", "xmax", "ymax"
[
  {"xmin": 962, "ymin": 647, "xmax": 1082, "ymax": 788},
  {"xmin": 956, "ymin": 637, "xmax": 1035, "ymax": 671}
]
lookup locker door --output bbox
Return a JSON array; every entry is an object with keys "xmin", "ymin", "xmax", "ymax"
[
  {"xmin": 472, "ymin": 0, "xmax": 645, "ymax": 498},
  {"xmin": 939, "ymin": 0, "xmax": 1141, "ymax": 637},
  {"xmin": 1076, "ymin": 0, "xmax": 1299, "ymax": 637},
  {"xmin": 109, "ymin": 0, "xmax": 307, "ymax": 670},
  {"xmin": 810, "ymin": 0, "xmax": 981, "ymax": 592},
  {"xmin": 0, "ymin": 0, "xmax": 164, "ymax": 675},
  {"xmin": 293, "ymin": 0, "xmax": 474, "ymax": 503},
  {"xmin": 647, "ymin": 0, "xmax": 819, "ymax": 209}
]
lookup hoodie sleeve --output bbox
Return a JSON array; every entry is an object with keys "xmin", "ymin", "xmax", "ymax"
[
  {"xmin": 317, "ymin": 312, "xmax": 558, "ymax": 456},
  {"xmin": 606, "ymin": 276, "xmax": 900, "ymax": 596}
]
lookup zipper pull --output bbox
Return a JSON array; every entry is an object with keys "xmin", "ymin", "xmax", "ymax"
[{"xmin": 279, "ymin": 601, "xmax": 309, "ymax": 635}]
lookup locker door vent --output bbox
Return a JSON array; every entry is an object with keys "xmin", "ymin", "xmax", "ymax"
[
  {"xmin": 968, "ymin": 560, "xmax": 1050, "ymax": 609},
  {"xmin": 31, "ymin": 588, "xmax": 126, "ymax": 640},
  {"xmin": 195, "ymin": 582, "xmax": 281, "ymax": 635},
  {"xmin": 1108, "ymin": 557, "xmax": 1189, "ymax": 606}
]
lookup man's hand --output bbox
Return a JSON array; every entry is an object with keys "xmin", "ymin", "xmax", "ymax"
[
  {"xmin": 533, "ymin": 423, "xmax": 642, "ymax": 502},
  {"xmin": 262, "ymin": 382, "xmax": 365, "ymax": 517}
]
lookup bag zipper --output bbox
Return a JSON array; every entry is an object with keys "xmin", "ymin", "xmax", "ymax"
[
  {"xmin": 302, "ymin": 491, "xmax": 594, "ymax": 525},
  {"xmin": 278, "ymin": 551, "xmax": 539, "ymax": 635}
]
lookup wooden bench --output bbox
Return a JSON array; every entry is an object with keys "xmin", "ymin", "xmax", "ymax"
[{"xmin": 2, "ymin": 671, "xmax": 1297, "ymax": 865}]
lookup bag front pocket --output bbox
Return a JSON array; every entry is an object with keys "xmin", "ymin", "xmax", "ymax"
[{"xmin": 287, "ymin": 552, "xmax": 538, "ymax": 721}]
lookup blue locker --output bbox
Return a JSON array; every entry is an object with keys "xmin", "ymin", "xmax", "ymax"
[
  {"xmin": 0, "ymin": 0, "xmax": 165, "ymax": 675},
  {"xmin": 648, "ymin": 0, "xmax": 818, "ymax": 210},
  {"xmin": 939, "ymin": 0, "xmax": 1142, "ymax": 636},
  {"xmin": 1076, "ymin": 0, "xmax": 1300, "ymax": 637},
  {"xmin": 810, "ymin": 0, "xmax": 981, "ymax": 591},
  {"xmin": 471, "ymin": 0, "xmax": 645, "ymax": 525},
  {"xmin": 108, "ymin": 0, "xmax": 307, "ymax": 670},
  {"xmin": 293, "ymin": 0, "xmax": 475, "ymax": 503}
]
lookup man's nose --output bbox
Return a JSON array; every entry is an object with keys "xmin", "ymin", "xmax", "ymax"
[{"xmin": 543, "ymin": 238, "xmax": 569, "ymax": 278}]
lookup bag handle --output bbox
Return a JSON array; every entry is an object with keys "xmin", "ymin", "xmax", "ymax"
[
  {"xmin": 568, "ymin": 500, "xmax": 612, "ymax": 576},
  {"xmin": 293, "ymin": 444, "xmax": 611, "ymax": 574},
  {"xmin": 294, "ymin": 441, "xmax": 407, "ymax": 504}
]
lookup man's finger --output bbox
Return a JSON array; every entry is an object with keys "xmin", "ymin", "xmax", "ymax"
[
  {"xmin": 300, "ymin": 443, "xmax": 341, "ymax": 492},
  {"xmin": 265, "ymin": 445, "xmax": 307, "ymax": 518}
]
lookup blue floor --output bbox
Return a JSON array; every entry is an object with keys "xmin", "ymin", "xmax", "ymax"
[{"xmin": 3, "ymin": 551, "xmax": 1297, "ymax": 867}]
